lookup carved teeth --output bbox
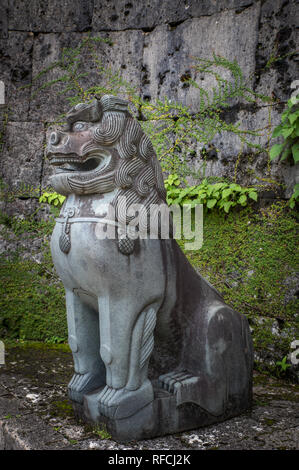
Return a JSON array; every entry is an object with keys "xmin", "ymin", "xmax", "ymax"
[{"xmin": 51, "ymin": 158, "xmax": 82, "ymax": 163}]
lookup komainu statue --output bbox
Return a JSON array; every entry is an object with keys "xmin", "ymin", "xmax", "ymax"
[{"xmin": 47, "ymin": 95, "xmax": 253, "ymax": 441}]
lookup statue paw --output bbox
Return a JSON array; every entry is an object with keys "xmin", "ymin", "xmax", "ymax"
[
  {"xmin": 158, "ymin": 370, "xmax": 193, "ymax": 392},
  {"xmin": 158, "ymin": 370, "xmax": 200, "ymax": 406},
  {"xmin": 68, "ymin": 372, "xmax": 105, "ymax": 404},
  {"xmin": 93, "ymin": 379, "xmax": 154, "ymax": 419}
]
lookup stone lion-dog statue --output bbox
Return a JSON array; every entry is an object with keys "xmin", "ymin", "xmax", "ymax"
[{"xmin": 46, "ymin": 95, "xmax": 253, "ymax": 441}]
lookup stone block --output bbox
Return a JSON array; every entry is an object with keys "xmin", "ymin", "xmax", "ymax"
[
  {"xmin": 0, "ymin": 32, "xmax": 33, "ymax": 121},
  {"xmin": 29, "ymin": 31, "xmax": 144, "ymax": 122},
  {"xmin": 0, "ymin": 0, "xmax": 8, "ymax": 39},
  {"xmin": 8, "ymin": 0, "xmax": 94, "ymax": 32},
  {"xmin": 142, "ymin": 3, "xmax": 260, "ymax": 113},
  {"xmin": 183, "ymin": 104, "xmax": 293, "ymax": 192},
  {"xmin": 92, "ymin": 0, "xmax": 255, "ymax": 31},
  {"xmin": 255, "ymin": 0, "xmax": 299, "ymax": 102},
  {"xmin": 42, "ymin": 124, "xmax": 60, "ymax": 189},
  {"xmin": 0, "ymin": 121, "xmax": 44, "ymax": 191}
]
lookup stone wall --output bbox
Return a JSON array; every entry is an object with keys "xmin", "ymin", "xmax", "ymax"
[{"xmin": 0, "ymin": 0, "xmax": 298, "ymax": 216}]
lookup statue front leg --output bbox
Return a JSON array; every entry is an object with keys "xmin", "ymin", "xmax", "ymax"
[
  {"xmin": 66, "ymin": 289, "xmax": 106, "ymax": 403},
  {"xmin": 84, "ymin": 296, "xmax": 158, "ymax": 420}
]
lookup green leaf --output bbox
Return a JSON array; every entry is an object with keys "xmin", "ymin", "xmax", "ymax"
[
  {"xmin": 207, "ymin": 199, "xmax": 217, "ymax": 209},
  {"xmin": 281, "ymin": 110, "xmax": 289, "ymax": 122},
  {"xmin": 248, "ymin": 191, "xmax": 258, "ymax": 201},
  {"xmin": 289, "ymin": 111, "xmax": 299, "ymax": 125},
  {"xmin": 272, "ymin": 124, "xmax": 284, "ymax": 138},
  {"xmin": 212, "ymin": 182, "xmax": 228, "ymax": 191},
  {"xmin": 48, "ymin": 194, "xmax": 56, "ymax": 203},
  {"xmin": 292, "ymin": 142, "xmax": 299, "ymax": 163},
  {"xmin": 223, "ymin": 201, "xmax": 232, "ymax": 213},
  {"xmin": 229, "ymin": 183, "xmax": 242, "ymax": 192},
  {"xmin": 281, "ymin": 126, "xmax": 295, "ymax": 139},
  {"xmin": 182, "ymin": 199, "xmax": 193, "ymax": 206},
  {"xmin": 269, "ymin": 143, "xmax": 284, "ymax": 160},
  {"xmin": 276, "ymin": 356, "xmax": 291, "ymax": 371},
  {"xmin": 239, "ymin": 194, "xmax": 247, "ymax": 205},
  {"xmin": 222, "ymin": 188, "xmax": 232, "ymax": 199},
  {"xmin": 281, "ymin": 146, "xmax": 292, "ymax": 161},
  {"xmin": 292, "ymin": 183, "xmax": 299, "ymax": 199}
]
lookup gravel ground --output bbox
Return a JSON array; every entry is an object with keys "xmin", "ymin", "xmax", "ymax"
[{"xmin": 0, "ymin": 344, "xmax": 298, "ymax": 450}]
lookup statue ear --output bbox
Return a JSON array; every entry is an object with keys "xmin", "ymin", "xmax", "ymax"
[
  {"xmin": 99, "ymin": 94, "xmax": 128, "ymax": 113},
  {"xmin": 91, "ymin": 99, "xmax": 102, "ymax": 121},
  {"xmin": 66, "ymin": 99, "xmax": 102, "ymax": 124}
]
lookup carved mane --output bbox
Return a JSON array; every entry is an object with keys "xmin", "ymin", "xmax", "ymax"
[{"xmin": 49, "ymin": 95, "xmax": 167, "ymax": 226}]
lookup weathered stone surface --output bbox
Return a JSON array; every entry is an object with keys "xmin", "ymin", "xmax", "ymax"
[
  {"xmin": 255, "ymin": 0, "xmax": 299, "ymax": 102},
  {"xmin": 0, "ymin": 0, "xmax": 8, "ymax": 39},
  {"xmin": 42, "ymin": 125, "xmax": 58, "ymax": 189},
  {"xmin": 29, "ymin": 31, "xmax": 144, "ymax": 121},
  {"xmin": 0, "ymin": 122, "xmax": 44, "ymax": 190},
  {"xmin": 0, "ymin": 32, "xmax": 33, "ymax": 121},
  {"xmin": 92, "ymin": 0, "xmax": 255, "ymax": 32},
  {"xmin": 29, "ymin": 33, "xmax": 82, "ymax": 122},
  {"xmin": 8, "ymin": 0, "xmax": 94, "ymax": 33},
  {"xmin": 182, "ymin": 104, "xmax": 298, "ymax": 197},
  {"xmin": 142, "ymin": 3, "xmax": 260, "ymax": 112},
  {"xmin": 0, "ymin": 198, "xmax": 41, "ymax": 222}
]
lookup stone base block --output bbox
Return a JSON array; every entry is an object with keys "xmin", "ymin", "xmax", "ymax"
[{"xmin": 72, "ymin": 380, "xmax": 252, "ymax": 442}]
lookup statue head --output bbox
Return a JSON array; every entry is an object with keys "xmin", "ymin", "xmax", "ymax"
[{"xmin": 46, "ymin": 95, "xmax": 166, "ymax": 218}]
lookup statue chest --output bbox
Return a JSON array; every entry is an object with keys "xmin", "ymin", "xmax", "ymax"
[{"xmin": 50, "ymin": 219, "xmax": 111, "ymax": 293}]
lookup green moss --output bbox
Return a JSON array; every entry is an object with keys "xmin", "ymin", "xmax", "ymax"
[
  {"xmin": 50, "ymin": 399, "xmax": 74, "ymax": 418},
  {"xmin": 0, "ymin": 258, "xmax": 67, "ymax": 342},
  {"xmin": 262, "ymin": 418, "xmax": 276, "ymax": 426},
  {"xmin": 92, "ymin": 425, "xmax": 112, "ymax": 440},
  {"xmin": 180, "ymin": 202, "xmax": 299, "ymax": 363},
  {"xmin": 68, "ymin": 439, "xmax": 78, "ymax": 445},
  {"xmin": 4, "ymin": 340, "xmax": 70, "ymax": 353}
]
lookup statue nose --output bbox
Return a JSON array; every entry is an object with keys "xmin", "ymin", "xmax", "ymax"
[{"xmin": 49, "ymin": 131, "xmax": 60, "ymax": 146}]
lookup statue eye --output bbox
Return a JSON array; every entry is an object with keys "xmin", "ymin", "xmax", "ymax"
[{"xmin": 73, "ymin": 121, "xmax": 86, "ymax": 131}]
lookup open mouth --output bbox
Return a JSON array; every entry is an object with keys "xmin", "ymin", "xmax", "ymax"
[{"xmin": 49, "ymin": 152, "xmax": 107, "ymax": 174}]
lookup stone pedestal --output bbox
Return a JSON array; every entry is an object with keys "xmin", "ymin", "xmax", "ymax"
[{"xmin": 73, "ymin": 379, "xmax": 252, "ymax": 442}]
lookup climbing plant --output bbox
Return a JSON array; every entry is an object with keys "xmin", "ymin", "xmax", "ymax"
[
  {"xmin": 270, "ymin": 91, "xmax": 299, "ymax": 207},
  {"xmin": 29, "ymin": 35, "xmax": 273, "ymax": 178},
  {"xmin": 270, "ymin": 93, "xmax": 299, "ymax": 164}
]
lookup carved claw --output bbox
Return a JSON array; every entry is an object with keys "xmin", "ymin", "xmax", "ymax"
[
  {"xmin": 158, "ymin": 370, "xmax": 200, "ymax": 406},
  {"xmin": 97, "ymin": 386, "xmax": 122, "ymax": 418},
  {"xmin": 91, "ymin": 379, "xmax": 154, "ymax": 420},
  {"xmin": 68, "ymin": 372, "xmax": 105, "ymax": 404},
  {"xmin": 158, "ymin": 370, "xmax": 193, "ymax": 392}
]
